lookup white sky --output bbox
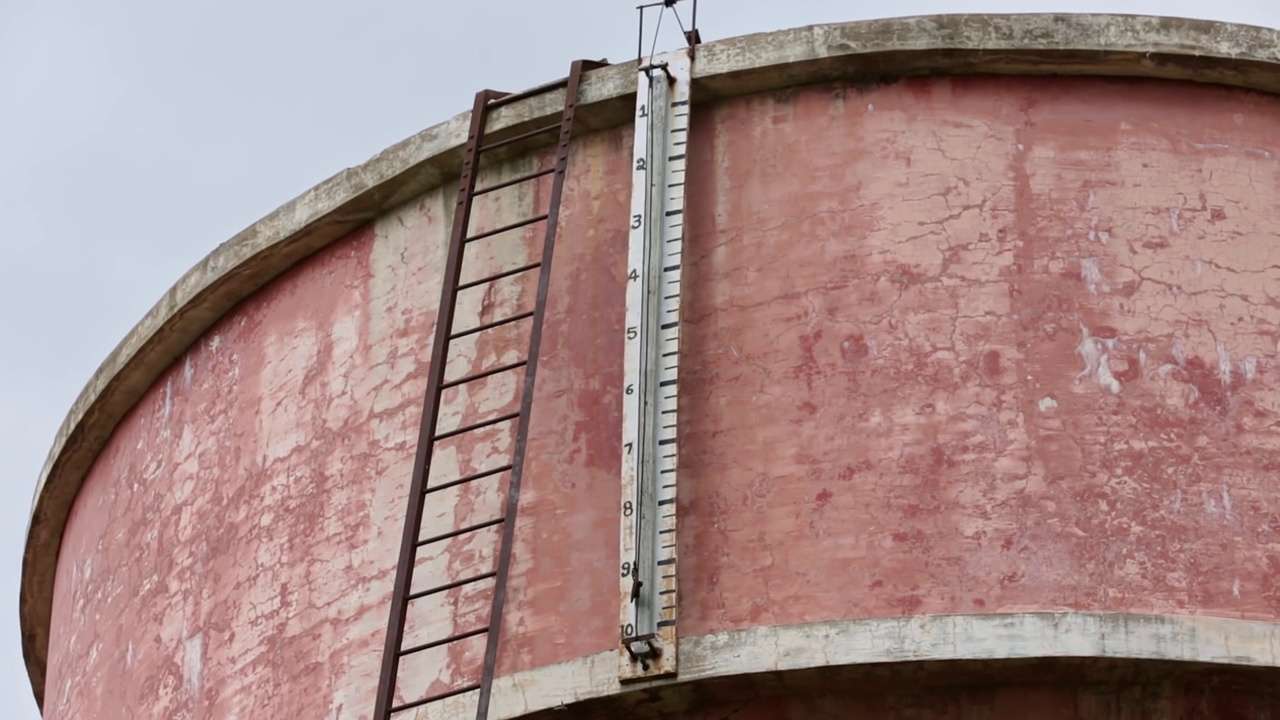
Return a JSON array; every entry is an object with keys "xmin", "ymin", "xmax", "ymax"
[{"xmin": 2, "ymin": 1, "xmax": 1279, "ymax": 717}]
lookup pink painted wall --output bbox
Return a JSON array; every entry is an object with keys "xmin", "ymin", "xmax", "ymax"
[
  {"xmin": 679, "ymin": 76, "xmax": 1280, "ymax": 634},
  {"xmin": 45, "ymin": 74, "xmax": 1280, "ymax": 718}
]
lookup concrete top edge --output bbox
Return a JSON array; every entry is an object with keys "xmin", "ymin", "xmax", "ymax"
[{"xmin": 20, "ymin": 12, "xmax": 1280, "ymax": 706}]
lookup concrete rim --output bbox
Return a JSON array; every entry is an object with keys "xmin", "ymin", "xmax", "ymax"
[
  {"xmin": 22, "ymin": 12, "xmax": 1280, "ymax": 707},
  {"xmin": 482, "ymin": 613, "xmax": 1280, "ymax": 718}
]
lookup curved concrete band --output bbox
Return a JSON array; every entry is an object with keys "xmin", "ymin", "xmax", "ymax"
[
  {"xmin": 474, "ymin": 613, "xmax": 1280, "ymax": 718},
  {"xmin": 21, "ymin": 12, "xmax": 1280, "ymax": 705}
]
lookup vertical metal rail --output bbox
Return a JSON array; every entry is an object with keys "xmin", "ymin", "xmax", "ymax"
[
  {"xmin": 373, "ymin": 88, "xmax": 492, "ymax": 720},
  {"xmin": 373, "ymin": 59, "xmax": 604, "ymax": 720}
]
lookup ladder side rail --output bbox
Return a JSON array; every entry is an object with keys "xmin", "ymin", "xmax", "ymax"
[
  {"xmin": 473, "ymin": 58, "xmax": 599, "ymax": 720},
  {"xmin": 372, "ymin": 89, "xmax": 496, "ymax": 720}
]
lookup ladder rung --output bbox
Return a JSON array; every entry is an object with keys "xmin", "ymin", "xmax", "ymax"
[
  {"xmin": 434, "ymin": 411, "xmax": 521, "ymax": 441},
  {"xmin": 456, "ymin": 262, "xmax": 541, "ymax": 292},
  {"xmin": 488, "ymin": 77, "xmax": 570, "ymax": 110},
  {"xmin": 425, "ymin": 464, "xmax": 513, "ymax": 496},
  {"xmin": 408, "ymin": 570, "xmax": 499, "ymax": 602},
  {"xmin": 449, "ymin": 310, "xmax": 535, "ymax": 340},
  {"xmin": 474, "ymin": 167, "xmax": 556, "ymax": 196},
  {"xmin": 398, "ymin": 626, "xmax": 489, "ymax": 658},
  {"xmin": 465, "ymin": 214, "xmax": 549, "ymax": 244},
  {"xmin": 390, "ymin": 682, "xmax": 484, "ymax": 714},
  {"xmin": 442, "ymin": 360, "xmax": 529, "ymax": 390},
  {"xmin": 479, "ymin": 123, "xmax": 561, "ymax": 153},
  {"xmin": 417, "ymin": 516, "xmax": 506, "ymax": 547}
]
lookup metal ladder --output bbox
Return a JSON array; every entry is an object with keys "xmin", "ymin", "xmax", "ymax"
[{"xmin": 373, "ymin": 58, "xmax": 605, "ymax": 720}]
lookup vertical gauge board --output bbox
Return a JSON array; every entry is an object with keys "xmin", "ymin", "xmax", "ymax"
[{"xmin": 618, "ymin": 48, "xmax": 691, "ymax": 682}]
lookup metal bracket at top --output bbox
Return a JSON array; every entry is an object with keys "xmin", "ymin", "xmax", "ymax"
[{"xmin": 635, "ymin": 0, "xmax": 702, "ymax": 64}]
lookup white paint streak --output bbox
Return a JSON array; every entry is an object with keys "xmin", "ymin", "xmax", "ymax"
[
  {"xmin": 1241, "ymin": 356, "xmax": 1258, "ymax": 382},
  {"xmin": 183, "ymin": 633, "xmax": 203, "ymax": 699},
  {"xmin": 1085, "ymin": 215, "xmax": 1110, "ymax": 245},
  {"xmin": 1079, "ymin": 258, "xmax": 1105, "ymax": 295},
  {"xmin": 1170, "ymin": 207, "xmax": 1181, "ymax": 234},
  {"xmin": 256, "ymin": 325, "xmax": 320, "ymax": 464},
  {"xmin": 1234, "ymin": 578, "xmax": 1242, "ymax": 599},
  {"xmin": 1203, "ymin": 490, "xmax": 1219, "ymax": 514},
  {"xmin": 1074, "ymin": 326, "xmax": 1122, "ymax": 394},
  {"xmin": 1217, "ymin": 341, "xmax": 1232, "ymax": 386},
  {"xmin": 1190, "ymin": 141, "xmax": 1274, "ymax": 158}
]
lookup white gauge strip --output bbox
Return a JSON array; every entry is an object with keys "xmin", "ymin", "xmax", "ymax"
[{"xmin": 618, "ymin": 48, "xmax": 691, "ymax": 682}]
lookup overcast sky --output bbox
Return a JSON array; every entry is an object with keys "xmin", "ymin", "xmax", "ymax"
[{"xmin": 3, "ymin": 1, "xmax": 1280, "ymax": 717}]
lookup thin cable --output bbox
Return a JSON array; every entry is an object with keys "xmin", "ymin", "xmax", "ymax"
[
  {"xmin": 647, "ymin": 5, "xmax": 666, "ymax": 64},
  {"xmin": 672, "ymin": 6, "xmax": 688, "ymax": 40}
]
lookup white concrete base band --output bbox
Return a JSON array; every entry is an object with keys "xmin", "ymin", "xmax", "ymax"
[{"xmin": 413, "ymin": 612, "xmax": 1280, "ymax": 719}]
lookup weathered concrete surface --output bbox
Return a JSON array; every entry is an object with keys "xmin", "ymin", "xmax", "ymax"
[
  {"xmin": 519, "ymin": 652, "xmax": 1280, "ymax": 719},
  {"xmin": 25, "ymin": 11, "xmax": 1280, "ymax": 711},
  {"xmin": 474, "ymin": 614, "xmax": 1280, "ymax": 719}
]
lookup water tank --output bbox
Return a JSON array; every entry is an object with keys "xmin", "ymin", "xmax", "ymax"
[{"xmin": 22, "ymin": 14, "xmax": 1280, "ymax": 719}]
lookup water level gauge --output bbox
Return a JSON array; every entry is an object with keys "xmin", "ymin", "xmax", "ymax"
[{"xmin": 618, "ymin": 46, "xmax": 692, "ymax": 682}]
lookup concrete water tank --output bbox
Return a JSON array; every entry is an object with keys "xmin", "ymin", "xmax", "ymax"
[{"xmin": 21, "ymin": 13, "xmax": 1280, "ymax": 719}]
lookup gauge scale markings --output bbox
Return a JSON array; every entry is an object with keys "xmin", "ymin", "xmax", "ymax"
[{"xmin": 618, "ymin": 48, "xmax": 691, "ymax": 682}]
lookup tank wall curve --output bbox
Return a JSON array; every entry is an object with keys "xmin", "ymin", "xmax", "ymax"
[
  {"xmin": 537, "ymin": 659, "xmax": 1280, "ymax": 720},
  {"xmin": 45, "ymin": 127, "xmax": 634, "ymax": 718},
  {"xmin": 44, "ymin": 73, "xmax": 1280, "ymax": 719}
]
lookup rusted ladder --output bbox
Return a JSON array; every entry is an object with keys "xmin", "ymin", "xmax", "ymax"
[{"xmin": 373, "ymin": 58, "xmax": 605, "ymax": 720}]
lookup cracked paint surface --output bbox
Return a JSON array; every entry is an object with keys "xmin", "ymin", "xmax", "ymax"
[
  {"xmin": 44, "ymin": 129, "xmax": 630, "ymax": 719},
  {"xmin": 679, "ymin": 75, "xmax": 1280, "ymax": 635},
  {"xmin": 42, "ymin": 73, "xmax": 1280, "ymax": 719}
]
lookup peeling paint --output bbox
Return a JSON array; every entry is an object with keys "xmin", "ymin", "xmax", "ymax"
[
  {"xmin": 1079, "ymin": 257, "xmax": 1107, "ymax": 295},
  {"xmin": 182, "ymin": 633, "xmax": 203, "ymax": 699},
  {"xmin": 1217, "ymin": 341, "xmax": 1233, "ymax": 387},
  {"xmin": 1075, "ymin": 326, "xmax": 1122, "ymax": 394},
  {"xmin": 1241, "ymin": 355, "xmax": 1258, "ymax": 382}
]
